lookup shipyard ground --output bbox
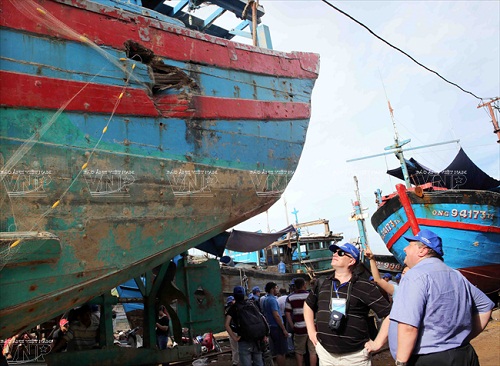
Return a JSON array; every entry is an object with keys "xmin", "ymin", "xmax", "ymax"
[{"xmin": 9, "ymin": 310, "xmax": 499, "ymax": 366}]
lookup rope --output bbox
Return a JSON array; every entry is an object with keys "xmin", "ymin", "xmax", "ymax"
[{"xmin": 1, "ymin": 0, "xmax": 138, "ymax": 261}]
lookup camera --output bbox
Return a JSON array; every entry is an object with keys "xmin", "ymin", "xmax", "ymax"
[{"xmin": 328, "ymin": 310, "xmax": 345, "ymax": 331}]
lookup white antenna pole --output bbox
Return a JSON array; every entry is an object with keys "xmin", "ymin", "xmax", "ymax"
[{"xmin": 283, "ymin": 196, "xmax": 290, "ymax": 226}]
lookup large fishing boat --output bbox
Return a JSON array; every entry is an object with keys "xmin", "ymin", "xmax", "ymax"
[
  {"xmin": 348, "ymin": 100, "xmax": 499, "ymax": 295},
  {"xmin": 370, "ymin": 144, "xmax": 499, "ymax": 294},
  {"xmin": 0, "ymin": 0, "xmax": 319, "ymax": 340}
]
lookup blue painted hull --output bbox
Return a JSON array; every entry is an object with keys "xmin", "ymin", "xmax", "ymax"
[
  {"xmin": 0, "ymin": 0, "xmax": 319, "ymax": 338},
  {"xmin": 371, "ymin": 188, "xmax": 500, "ymax": 293}
]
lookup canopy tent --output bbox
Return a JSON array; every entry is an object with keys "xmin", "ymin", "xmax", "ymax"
[
  {"xmin": 387, "ymin": 158, "xmax": 445, "ymax": 187},
  {"xmin": 387, "ymin": 148, "xmax": 499, "ymax": 191}
]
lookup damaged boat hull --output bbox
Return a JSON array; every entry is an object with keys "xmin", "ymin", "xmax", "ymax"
[{"xmin": 0, "ymin": 0, "xmax": 319, "ymax": 338}]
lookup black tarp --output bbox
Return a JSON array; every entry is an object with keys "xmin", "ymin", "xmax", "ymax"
[
  {"xmin": 195, "ymin": 225, "xmax": 297, "ymax": 257},
  {"xmin": 387, "ymin": 148, "xmax": 499, "ymax": 190},
  {"xmin": 387, "ymin": 158, "xmax": 446, "ymax": 187}
]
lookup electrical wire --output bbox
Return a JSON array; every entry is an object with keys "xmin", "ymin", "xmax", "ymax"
[{"xmin": 321, "ymin": 0, "xmax": 484, "ymax": 101}]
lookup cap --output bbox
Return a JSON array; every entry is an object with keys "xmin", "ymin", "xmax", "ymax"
[
  {"xmin": 59, "ymin": 318, "xmax": 69, "ymax": 327},
  {"xmin": 395, "ymin": 273, "xmax": 402, "ymax": 280},
  {"xmin": 289, "ymin": 278, "xmax": 296, "ymax": 286},
  {"xmin": 252, "ymin": 286, "xmax": 261, "ymax": 293},
  {"xmin": 404, "ymin": 229, "xmax": 444, "ymax": 256},
  {"xmin": 369, "ymin": 276, "xmax": 374, "ymax": 281},
  {"xmin": 226, "ymin": 295, "xmax": 235, "ymax": 304},
  {"xmin": 329, "ymin": 242, "xmax": 360, "ymax": 262},
  {"xmin": 233, "ymin": 286, "xmax": 245, "ymax": 295},
  {"xmin": 382, "ymin": 273, "xmax": 392, "ymax": 280}
]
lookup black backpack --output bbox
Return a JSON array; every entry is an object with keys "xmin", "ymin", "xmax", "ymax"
[{"xmin": 235, "ymin": 300, "xmax": 269, "ymax": 341}]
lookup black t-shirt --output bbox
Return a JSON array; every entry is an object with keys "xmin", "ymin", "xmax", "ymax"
[
  {"xmin": 225, "ymin": 304, "xmax": 238, "ymax": 332},
  {"xmin": 156, "ymin": 316, "xmax": 169, "ymax": 336},
  {"xmin": 305, "ymin": 273, "xmax": 391, "ymax": 354}
]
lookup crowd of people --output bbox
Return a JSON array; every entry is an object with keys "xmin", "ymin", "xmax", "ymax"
[
  {"xmin": 1, "ymin": 229, "xmax": 494, "ymax": 366},
  {"xmin": 224, "ymin": 229, "xmax": 495, "ymax": 366}
]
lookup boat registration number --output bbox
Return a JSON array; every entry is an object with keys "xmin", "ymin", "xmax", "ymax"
[{"xmin": 435, "ymin": 209, "xmax": 495, "ymax": 220}]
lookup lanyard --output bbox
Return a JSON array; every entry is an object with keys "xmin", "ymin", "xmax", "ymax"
[
  {"xmin": 329, "ymin": 279, "xmax": 353, "ymax": 315},
  {"xmin": 332, "ymin": 281, "xmax": 348, "ymax": 299}
]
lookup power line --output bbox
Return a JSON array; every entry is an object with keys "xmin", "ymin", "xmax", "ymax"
[{"xmin": 321, "ymin": 0, "xmax": 483, "ymax": 101}]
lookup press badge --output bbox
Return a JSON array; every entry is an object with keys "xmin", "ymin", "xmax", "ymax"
[{"xmin": 330, "ymin": 298, "xmax": 347, "ymax": 315}]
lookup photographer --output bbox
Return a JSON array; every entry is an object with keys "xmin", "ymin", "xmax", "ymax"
[{"xmin": 304, "ymin": 243, "xmax": 391, "ymax": 366}]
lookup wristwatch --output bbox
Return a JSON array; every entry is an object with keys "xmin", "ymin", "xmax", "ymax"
[{"xmin": 395, "ymin": 360, "xmax": 407, "ymax": 366}]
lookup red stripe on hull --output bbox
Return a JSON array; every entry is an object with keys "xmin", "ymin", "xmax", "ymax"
[
  {"xmin": 457, "ymin": 264, "xmax": 500, "ymax": 294},
  {"xmin": 0, "ymin": 71, "xmax": 160, "ymax": 116},
  {"xmin": 0, "ymin": 0, "xmax": 319, "ymax": 79},
  {"xmin": 386, "ymin": 218, "xmax": 500, "ymax": 250},
  {"xmin": 1, "ymin": 71, "xmax": 311, "ymax": 120},
  {"xmin": 386, "ymin": 221, "xmax": 410, "ymax": 249},
  {"xmin": 190, "ymin": 96, "xmax": 311, "ymax": 120},
  {"xmin": 417, "ymin": 218, "xmax": 500, "ymax": 234}
]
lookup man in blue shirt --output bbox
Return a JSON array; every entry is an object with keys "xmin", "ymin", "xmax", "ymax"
[
  {"xmin": 367, "ymin": 229, "xmax": 494, "ymax": 366},
  {"xmin": 262, "ymin": 282, "xmax": 288, "ymax": 366}
]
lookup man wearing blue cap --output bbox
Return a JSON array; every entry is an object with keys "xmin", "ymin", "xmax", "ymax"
[
  {"xmin": 304, "ymin": 242, "xmax": 391, "ymax": 365},
  {"xmin": 368, "ymin": 229, "xmax": 494, "ymax": 366},
  {"xmin": 249, "ymin": 286, "xmax": 262, "ymax": 311}
]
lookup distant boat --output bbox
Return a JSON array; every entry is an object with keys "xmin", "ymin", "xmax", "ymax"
[
  {"xmin": 218, "ymin": 218, "xmax": 397, "ymax": 293},
  {"xmin": 0, "ymin": 0, "xmax": 319, "ymax": 338},
  {"xmin": 371, "ymin": 148, "xmax": 500, "ymax": 294}
]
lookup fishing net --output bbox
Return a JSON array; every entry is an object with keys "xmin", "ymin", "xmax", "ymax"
[{"xmin": 0, "ymin": 0, "xmax": 145, "ymax": 271}]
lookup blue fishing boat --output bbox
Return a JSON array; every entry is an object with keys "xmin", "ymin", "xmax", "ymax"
[
  {"xmin": 0, "ymin": 0, "xmax": 319, "ymax": 342},
  {"xmin": 371, "ymin": 148, "xmax": 500, "ymax": 294}
]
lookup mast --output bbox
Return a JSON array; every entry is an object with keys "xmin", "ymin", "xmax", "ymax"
[
  {"xmin": 350, "ymin": 176, "xmax": 369, "ymax": 251},
  {"xmin": 347, "ymin": 100, "xmax": 459, "ymax": 188},
  {"xmin": 385, "ymin": 100, "xmax": 412, "ymax": 188}
]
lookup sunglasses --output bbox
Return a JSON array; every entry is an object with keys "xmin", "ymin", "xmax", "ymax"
[{"xmin": 333, "ymin": 249, "xmax": 353, "ymax": 258}]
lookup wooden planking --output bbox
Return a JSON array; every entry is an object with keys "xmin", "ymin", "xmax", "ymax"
[{"xmin": 0, "ymin": 0, "xmax": 319, "ymax": 79}]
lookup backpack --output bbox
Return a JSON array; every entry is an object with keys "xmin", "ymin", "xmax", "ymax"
[{"xmin": 235, "ymin": 300, "xmax": 269, "ymax": 341}]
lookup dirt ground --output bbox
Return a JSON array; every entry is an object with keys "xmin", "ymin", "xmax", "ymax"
[{"xmin": 211, "ymin": 310, "xmax": 500, "ymax": 366}]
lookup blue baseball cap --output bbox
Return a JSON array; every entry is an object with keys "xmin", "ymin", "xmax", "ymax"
[
  {"xmin": 252, "ymin": 286, "xmax": 261, "ymax": 293},
  {"xmin": 382, "ymin": 273, "xmax": 392, "ymax": 280},
  {"xmin": 233, "ymin": 286, "xmax": 245, "ymax": 295},
  {"xmin": 395, "ymin": 273, "xmax": 402, "ymax": 280},
  {"xmin": 329, "ymin": 242, "xmax": 360, "ymax": 262},
  {"xmin": 369, "ymin": 276, "xmax": 374, "ymax": 281},
  {"xmin": 226, "ymin": 295, "xmax": 235, "ymax": 304},
  {"xmin": 404, "ymin": 229, "xmax": 444, "ymax": 257}
]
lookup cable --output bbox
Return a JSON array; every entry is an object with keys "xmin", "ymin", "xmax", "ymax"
[{"xmin": 321, "ymin": 0, "xmax": 484, "ymax": 101}]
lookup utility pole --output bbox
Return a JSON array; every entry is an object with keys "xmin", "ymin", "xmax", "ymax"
[{"xmin": 477, "ymin": 97, "xmax": 500, "ymax": 143}]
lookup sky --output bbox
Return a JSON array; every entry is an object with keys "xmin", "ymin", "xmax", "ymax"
[{"xmin": 194, "ymin": 0, "xmax": 500, "ymax": 254}]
